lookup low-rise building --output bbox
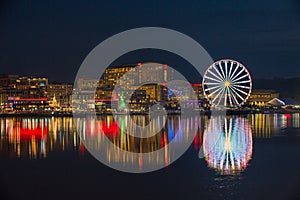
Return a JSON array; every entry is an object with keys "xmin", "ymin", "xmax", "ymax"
[
  {"xmin": 47, "ymin": 84, "xmax": 73, "ymax": 111},
  {"xmin": 247, "ymin": 89, "xmax": 279, "ymax": 107}
]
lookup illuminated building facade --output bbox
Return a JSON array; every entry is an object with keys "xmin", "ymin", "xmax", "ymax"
[
  {"xmin": 74, "ymin": 63, "xmax": 207, "ymax": 112},
  {"xmin": 77, "ymin": 78, "xmax": 98, "ymax": 89},
  {"xmin": 46, "ymin": 84, "xmax": 73, "ymax": 111},
  {"xmin": 1, "ymin": 63, "xmax": 209, "ymax": 113},
  {"xmin": 0, "ymin": 76, "xmax": 49, "ymax": 111},
  {"xmin": 99, "ymin": 63, "xmax": 174, "ymax": 90},
  {"xmin": 101, "ymin": 65, "xmax": 137, "ymax": 90},
  {"xmin": 139, "ymin": 84, "xmax": 169, "ymax": 103},
  {"xmin": 93, "ymin": 63, "xmax": 175, "ymax": 112},
  {"xmin": 118, "ymin": 89, "xmax": 149, "ymax": 112},
  {"xmin": 0, "ymin": 75, "xmax": 19, "ymax": 110},
  {"xmin": 247, "ymin": 89, "xmax": 279, "ymax": 107},
  {"xmin": 192, "ymin": 84, "xmax": 204, "ymax": 100},
  {"xmin": 7, "ymin": 97, "xmax": 48, "ymax": 111},
  {"xmin": 0, "ymin": 75, "xmax": 73, "ymax": 112}
]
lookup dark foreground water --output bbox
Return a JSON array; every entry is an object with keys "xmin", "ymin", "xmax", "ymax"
[{"xmin": 1, "ymin": 114, "xmax": 300, "ymax": 200}]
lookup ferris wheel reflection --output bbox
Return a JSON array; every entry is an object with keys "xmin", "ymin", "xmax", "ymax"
[{"xmin": 203, "ymin": 116, "xmax": 253, "ymax": 175}]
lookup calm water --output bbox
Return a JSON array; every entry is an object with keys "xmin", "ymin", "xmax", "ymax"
[{"xmin": 1, "ymin": 114, "xmax": 300, "ymax": 200}]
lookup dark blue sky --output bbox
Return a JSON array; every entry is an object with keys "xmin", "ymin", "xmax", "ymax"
[{"xmin": 0, "ymin": 0, "xmax": 300, "ymax": 82}]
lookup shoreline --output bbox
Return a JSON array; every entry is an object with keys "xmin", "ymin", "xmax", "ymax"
[{"xmin": 0, "ymin": 109, "xmax": 299, "ymax": 117}]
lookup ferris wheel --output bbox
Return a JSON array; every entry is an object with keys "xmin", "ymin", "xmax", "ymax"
[{"xmin": 202, "ymin": 59, "xmax": 252, "ymax": 107}]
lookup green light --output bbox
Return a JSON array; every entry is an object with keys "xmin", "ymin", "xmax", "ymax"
[
  {"xmin": 120, "ymin": 91, "xmax": 125, "ymax": 109},
  {"xmin": 121, "ymin": 99, "xmax": 125, "ymax": 109}
]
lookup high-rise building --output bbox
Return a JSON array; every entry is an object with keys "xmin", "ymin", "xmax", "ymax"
[
  {"xmin": 101, "ymin": 64, "xmax": 137, "ymax": 90},
  {"xmin": 99, "ymin": 62, "xmax": 175, "ymax": 91},
  {"xmin": 93, "ymin": 63, "xmax": 175, "ymax": 111},
  {"xmin": 137, "ymin": 63, "xmax": 174, "ymax": 84}
]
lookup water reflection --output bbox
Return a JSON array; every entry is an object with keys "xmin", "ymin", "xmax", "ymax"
[
  {"xmin": 203, "ymin": 116, "xmax": 253, "ymax": 175},
  {"xmin": 250, "ymin": 113, "xmax": 300, "ymax": 138},
  {"xmin": 76, "ymin": 115, "xmax": 204, "ymax": 153},
  {"xmin": 0, "ymin": 113, "xmax": 300, "ymax": 161},
  {"xmin": 0, "ymin": 117, "xmax": 79, "ymax": 159},
  {"xmin": 75, "ymin": 115, "xmax": 204, "ymax": 172}
]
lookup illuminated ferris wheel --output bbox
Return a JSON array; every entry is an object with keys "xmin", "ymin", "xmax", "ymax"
[{"xmin": 202, "ymin": 59, "xmax": 252, "ymax": 107}]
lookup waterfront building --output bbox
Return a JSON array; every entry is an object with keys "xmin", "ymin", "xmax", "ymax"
[
  {"xmin": 0, "ymin": 76, "xmax": 49, "ymax": 111},
  {"xmin": 0, "ymin": 75, "xmax": 75, "ymax": 112},
  {"xmin": 100, "ymin": 63, "xmax": 175, "ymax": 90},
  {"xmin": 0, "ymin": 75, "xmax": 19, "ymax": 109},
  {"xmin": 73, "ymin": 78, "xmax": 98, "ymax": 111},
  {"xmin": 139, "ymin": 84, "xmax": 168, "ymax": 103},
  {"xmin": 92, "ymin": 63, "xmax": 175, "ymax": 112},
  {"xmin": 46, "ymin": 84, "xmax": 73, "ymax": 111},
  {"xmin": 0, "ymin": 63, "xmax": 211, "ymax": 113},
  {"xmin": 77, "ymin": 78, "xmax": 98, "ymax": 90},
  {"xmin": 7, "ymin": 97, "xmax": 48, "ymax": 111},
  {"xmin": 117, "ymin": 89, "xmax": 149, "ymax": 112},
  {"xmin": 137, "ymin": 63, "xmax": 174, "ymax": 84},
  {"xmin": 247, "ymin": 89, "xmax": 279, "ymax": 107},
  {"xmin": 101, "ymin": 64, "xmax": 137, "ymax": 90},
  {"xmin": 0, "ymin": 74, "xmax": 18, "ymax": 88}
]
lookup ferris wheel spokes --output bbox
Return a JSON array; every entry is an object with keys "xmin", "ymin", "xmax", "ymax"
[{"xmin": 202, "ymin": 59, "xmax": 252, "ymax": 107}]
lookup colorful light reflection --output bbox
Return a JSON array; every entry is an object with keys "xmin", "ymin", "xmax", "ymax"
[{"xmin": 203, "ymin": 117, "xmax": 253, "ymax": 175}]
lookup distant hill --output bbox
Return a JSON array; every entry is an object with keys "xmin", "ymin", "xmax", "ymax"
[{"xmin": 253, "ymin": 78, "xmax": 300, "ymax": 101}]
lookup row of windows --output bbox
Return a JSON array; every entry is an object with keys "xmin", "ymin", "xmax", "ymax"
[{"xmin": 249, "ymin": 94, "xmax": 271, "ymax": 99}]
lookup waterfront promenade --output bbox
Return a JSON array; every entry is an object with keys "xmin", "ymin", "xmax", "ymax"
[{"xmin": 0, "ymin": 107, "xmax": 299, "ymax": 117}]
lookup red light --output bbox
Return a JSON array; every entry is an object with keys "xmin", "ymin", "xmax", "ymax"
[
  {"xmin": 192, "ymin": 83, "xmax": 202, "ymax": 87},
  {"xmin": 9, "ymin": 98, "xmax": 47, "ymax": 101},
  {"xmin": 102, "ymin": 122, "xmax": 119, "ymax": 137},
  {"xmin": 95, "ymin": 98, "xmax": 118, "ymax": 102},
  {"xmin": 81, "ymin": 144, "xmax": 85, "ymax": 155},
  {"xmin": 20, "ymin": 98, "xmax": 47, "ymax": 101},
  {"xmin": 285, "ymin": 114, "xmax": 291, "ymax": 126},
  {"xmin": 17, "ymin": 127, "xmax": 48, "ymax": 141},
  {"xmin": 160, "ymin": 134, "xmax": 165, "ymax": 148},
  {"xmin": 86, "ymin": 120, "xmax": 119, "ymax": 137},
  {"xmin": 194, "ymin": 134, "xmax": 199, "ymax": 149},
  {"xmin": 163, "ymin": 64, "xmax": 168, "ymax": 70}
]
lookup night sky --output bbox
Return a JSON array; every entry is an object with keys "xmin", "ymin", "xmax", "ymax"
[{"xmin": 0, "ymin": 0, "xmax": 300, "ymax": 83}]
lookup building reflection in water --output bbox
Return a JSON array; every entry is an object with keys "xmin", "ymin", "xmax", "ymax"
[
  {"xmin": 1, "ymin": 113, "xmax": 300, "ymax": 162},
  {"xmin": 203, "ymin": 116, "xmax": 253, "ymax": 175},
  {"xmin": 75, "ymin": 115, "xmax": 204, "ymax": 171},
  {"xmin": 250, "ymin": 113, "xmax": 300, "ymax": 138},
  {"xmin": 0, "ymin": 117, "xmax": 79, "ymax": 159}
]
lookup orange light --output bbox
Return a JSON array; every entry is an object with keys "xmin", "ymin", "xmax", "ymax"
[
  {"xmin": 8, "ymin": 97, "xmax": 47, "ymax": 101},
  {"xmin": 192, "ymin": 83, "xmax": 202, "ymax": 87}
]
